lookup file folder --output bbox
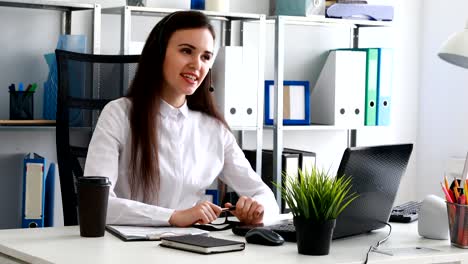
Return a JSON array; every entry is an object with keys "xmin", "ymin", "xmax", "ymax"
[
  {"xmin": 376, "ymin": 48, "xmax": 393, "ymax": 126},
  {"xmin": 44, "ymin": 163, "xmax": 55, "ymax": 227},
  {"xmin": 363, "ymin": 48, "xmax": 379, "ymax": 126},
  {"xmin": 243, "ymin": 149, "xmax": 300, "ymax": 213},
  {"xmin": 283, "ymin": 148, "xmax": 316, "ymax": 174},
  {"xmin": 311, "ymin": 50, "xmax": 366, "ymax": 128},
  {"xmin": 340, "ymin": 48, "xmax": 379, "ymax": 125},
  {"xmin": 212, "ymin": 46, "xmax": 257, "ymax": 128},
  {"xmin": 22, "ymin": 153, "xmax": 46, "ymax": 228}
]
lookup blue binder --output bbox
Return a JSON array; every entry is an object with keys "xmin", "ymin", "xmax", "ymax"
[
  {"xmin": 21, "ymin": 154, "xmax": 55, "ymax": 228},
  {"xmin": 44, "ymin": 163, "xmax": 55, "ymax": 227},
  {"xmin": 376, "ymin": 48, "xmax": 393, "ymax": 126}
]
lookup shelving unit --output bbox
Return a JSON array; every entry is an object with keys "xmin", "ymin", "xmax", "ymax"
[
  {"xmin": 102, "ymin": 6, "xmax": 267, "ymax": 173},
  {"xmin": 269, "ymin": 15, "xmax": 392, "ymax": 207},
  {"xmin": 0, "ymin": 0, "xmax": 101, "ymax": 54},
  {"xmin": 0, "ymin": 0, "xmax": 102, "ymax": 129}
]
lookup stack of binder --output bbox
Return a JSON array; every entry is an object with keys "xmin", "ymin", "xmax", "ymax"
[
  {"xmin": 311, "ymin": 48, "xmax": 393, "ymax": 127},
  {"xmin": 21, "ymin": 153, "xmax": 55, "ymax": 228},
  {"xmin": 243, "ymin": 149, "xmax": 316, "ymax": 213},
  {"xmin": 311, "ymin": 49, "xmax": 366, "ymax": 127},
  {"xmin": 211, "ymin": 46, "xmax": 257, "ymax": 128}
]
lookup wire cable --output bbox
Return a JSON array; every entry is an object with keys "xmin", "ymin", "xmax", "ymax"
[{"xmin": 364, "ymin": 223, "xmax": 393, "ymax": 264}]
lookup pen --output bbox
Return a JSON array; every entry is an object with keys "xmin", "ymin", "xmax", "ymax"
[
  {"xmin": 454, "ymin": 179, "xmax": 461, "ymax": 200},
  {"xmin": 464, "ymin": 181, "xmax": 468, "ymax": 201},
  {"xmin": 30, "ymin": 83, "xmax": 37, "ymax": 92},
  {"xmin": 221, "ymin": 206, "xmax": 236, "ymax": 212},
  {"xmin": 25, "ymin": 84, "xmax": 32, "ymax": 93},
  {"xmin": 8, "ymin": 84, "xmax": 15, "ymax": 92},
  {"xmin": 441, "ymin": 182, "xmax": 454, "ymax": 203},
  {"xmin": 461, "ymin": 152, "xmax": 468, "ymax": 193},
  {"xmin": 448, "ymin": 189, "xmax": 456, "ymax": 203},
  {"xmin": 458, "ymin": 195, "xmax": 466, "ymax": 244},
  {"xmin": 444, "ymin": 174, "xmax": 450, "ymax": 191}
]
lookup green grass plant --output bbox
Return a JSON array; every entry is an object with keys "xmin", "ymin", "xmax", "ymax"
[{"xmin": 276, "ymin": 167, "xmax": 359, "ymax": 223}]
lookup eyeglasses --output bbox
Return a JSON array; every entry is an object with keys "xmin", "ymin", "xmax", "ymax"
[{"xmin": 193, "ymin": 211, "xmax": 238, "ymax": 231}]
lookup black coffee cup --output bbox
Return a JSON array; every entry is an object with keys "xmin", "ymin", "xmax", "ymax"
[{"xmin": 77, "ymin": 176, "xmax": 111, "ymax": 237}]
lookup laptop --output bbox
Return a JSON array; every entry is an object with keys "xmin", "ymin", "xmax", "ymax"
[{"xmin": 232, "ymin": 144, "xmax": 414, "ymax": 242}]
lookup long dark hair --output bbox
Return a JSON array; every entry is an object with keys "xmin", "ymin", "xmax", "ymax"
[{"xmin": 126, "ymin": 11, "xmax": 228, "ymax": 203}]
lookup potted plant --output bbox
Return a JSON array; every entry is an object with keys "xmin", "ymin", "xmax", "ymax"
[{"xmin": 277, "ymin": 167, "xmax": 359, "ymax": 255}]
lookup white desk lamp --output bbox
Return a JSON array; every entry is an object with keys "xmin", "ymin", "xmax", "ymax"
[
  {"xmin": 418, "ymin": 21, "xmax": 468, "ymax": 240},
  {"xmin": 438, "ymin": 19, "xmax": 468, "ymax": 195},
  {"xmin": 438, "ymin": 19, "xmax": 468, "ymax": 68}
]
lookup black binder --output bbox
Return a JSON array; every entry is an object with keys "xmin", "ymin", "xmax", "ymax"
[
  {"xmin": 283, "ymin": 148, "xmax": 316, "ymax": 174},
  {"xmin": 243, "ymin": 149, "xmax": 300, "ymax": 213}
]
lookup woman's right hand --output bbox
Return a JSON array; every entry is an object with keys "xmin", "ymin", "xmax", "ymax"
[{"xmin": 168, "ymin": 201, "xmax": 223, "ymax": 227}]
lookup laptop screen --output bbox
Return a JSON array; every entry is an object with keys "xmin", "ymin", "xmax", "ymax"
[{"xmin": 332, "ymin": 144, "xmax": 413, "ymax": 239}]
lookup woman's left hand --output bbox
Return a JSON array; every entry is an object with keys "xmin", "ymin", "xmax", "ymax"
[{"xmin": 224, "ymin": 196, "xmax": 264, "ymax": 225}]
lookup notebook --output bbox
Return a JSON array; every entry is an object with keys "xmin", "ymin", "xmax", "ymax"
[
  {"xmin": 160, "ymin": 234, "xmax": 245, "ymax": 254},
  {"xmin": 232, "ymin": 144, "xmax": 414, "ymax": 241},
  {"xmin": 106, "ymin": 225, "xmax": 209, "ymax": 241}
]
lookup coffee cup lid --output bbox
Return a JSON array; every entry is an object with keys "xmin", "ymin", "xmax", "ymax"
[{"xmin": 77, "ymin": 176, "xmax": 111, "ymax": 186}]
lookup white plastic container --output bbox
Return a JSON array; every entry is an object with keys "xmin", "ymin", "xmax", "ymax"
[
  {"xmin": 205, "ymin": 0, "xmax": 230, "ymax": 12},
  {"xmin": 143, "ymin": 0, "xmax": 190, "ymax": 9}
]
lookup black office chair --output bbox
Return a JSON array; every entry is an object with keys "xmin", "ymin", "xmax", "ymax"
[{"xmin": 55, "ymin": 50, "xmax": 140, "ymax": 226}]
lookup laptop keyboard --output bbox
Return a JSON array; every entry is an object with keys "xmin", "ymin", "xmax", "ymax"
[
  {"xmin": 268, "ymin": 223, "xmax": 297, "ymax": 242},
  {"xmin": 232, "ymin": 222, "xmax": 297, "ymax": 242},
  {"xmin": 389, "ymin": 201, "xmax": 421, "ymax": 223}
]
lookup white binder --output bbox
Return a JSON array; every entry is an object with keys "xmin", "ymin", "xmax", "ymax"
[
  {"xmin": 310, "ymin": 50, "xmax": 366, "ymax": 128},
  {"xmin": 212, "ymin": 46, "xmax": 257, "ymax": 128}
]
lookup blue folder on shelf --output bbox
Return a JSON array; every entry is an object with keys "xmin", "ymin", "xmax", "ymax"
[
  {"xmin": 376, "ymin": 48, "xmax": 393, "ymax": 126},
  {"xmin": 21, "ymin": 153, "xmax": 55, "ymax": 228},
  {"xmin": 44, "ymin": 163, "xmax": 55, "ymax": 227}
]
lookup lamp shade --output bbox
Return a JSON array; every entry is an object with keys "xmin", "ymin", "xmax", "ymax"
[{"xmin": 438, "ymin": 20, "xmax": 468, "ymax": 68}]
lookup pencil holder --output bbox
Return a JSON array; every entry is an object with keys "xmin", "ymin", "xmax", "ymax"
[
  {"xmin": 446, "ymin": 201, "xmax": 468, "ymax": 248},
  {"xmin": 9, "ymin": 91, "xmax": 34, "ymax": 120}
]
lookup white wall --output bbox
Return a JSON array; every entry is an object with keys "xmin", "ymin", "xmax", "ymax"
[
  {"xmin": 418, "ymin": 0, "xmax": 468, "ymax": 200},
  {"xmin": 356, "ymin": 0, "xmax": 423, "ymax": 203}
]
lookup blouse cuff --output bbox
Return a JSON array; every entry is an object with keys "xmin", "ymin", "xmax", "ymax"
[{"xmin": 150, "ymin": 207, "xmax": 175, "ymax": 226}]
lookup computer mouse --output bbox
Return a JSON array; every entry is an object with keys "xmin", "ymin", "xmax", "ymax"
[{"xmin": 245, "ymin": 227, "xmax": 285, "ymax": 246}]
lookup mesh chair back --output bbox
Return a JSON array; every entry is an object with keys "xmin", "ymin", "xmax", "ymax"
[{"xmin": 55, "ymin": 49, "xmax": 140, "ymax": 226}]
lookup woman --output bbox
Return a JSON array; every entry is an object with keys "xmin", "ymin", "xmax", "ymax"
[{"xmin": 84, "ymin": 10, "xmax": 278, "ymax": 227}]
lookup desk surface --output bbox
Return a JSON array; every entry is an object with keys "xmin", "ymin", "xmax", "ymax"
[{"xmin": 0, "ymin": 222, "xmax": 467, "ymax": 264}]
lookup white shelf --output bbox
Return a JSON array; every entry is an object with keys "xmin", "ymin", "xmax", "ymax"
[
  {"xmin": 0, "ymin": 120, "xmax": 55, "ymax": 130},
  {"xmin": 231, "ymin": 126, "xmax": 258, "ymax": 131},
  {"xmin": 264, "ymin": 125, "xmax": 390, "ymax": 131},
  {"xmin": 103, "ymin": 6, "xmax": 264, "ymax": 21},
  {"xmin": 265, "ymin": 125, "xmax": 352, "ymax": 131},
  {"xmin": 267, "ymin": 15, "xmax": 393, "ymax": 27},
  {"xmin": 0, "ymin": 0, "xmax": 96, "ymax": 11}
]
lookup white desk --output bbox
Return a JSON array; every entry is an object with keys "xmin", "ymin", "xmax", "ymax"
[{"xmin": 0, "ymin": 222, "xmax": 467, "ymax": 264}]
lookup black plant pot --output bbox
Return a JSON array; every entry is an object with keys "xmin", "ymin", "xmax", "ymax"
[{"xmin": 293, "ymin": 217, "xmax": 336, "ymax": 255}]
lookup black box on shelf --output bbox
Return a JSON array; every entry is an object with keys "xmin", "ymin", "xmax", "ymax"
[{"xmin": 10, "ymin": 91, "xmax": 34, "ymax": 120}]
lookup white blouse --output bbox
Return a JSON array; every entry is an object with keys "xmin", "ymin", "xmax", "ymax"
[{"xmin": 84, "ymin": 98, "xmax": 279, "ymax": 226}]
